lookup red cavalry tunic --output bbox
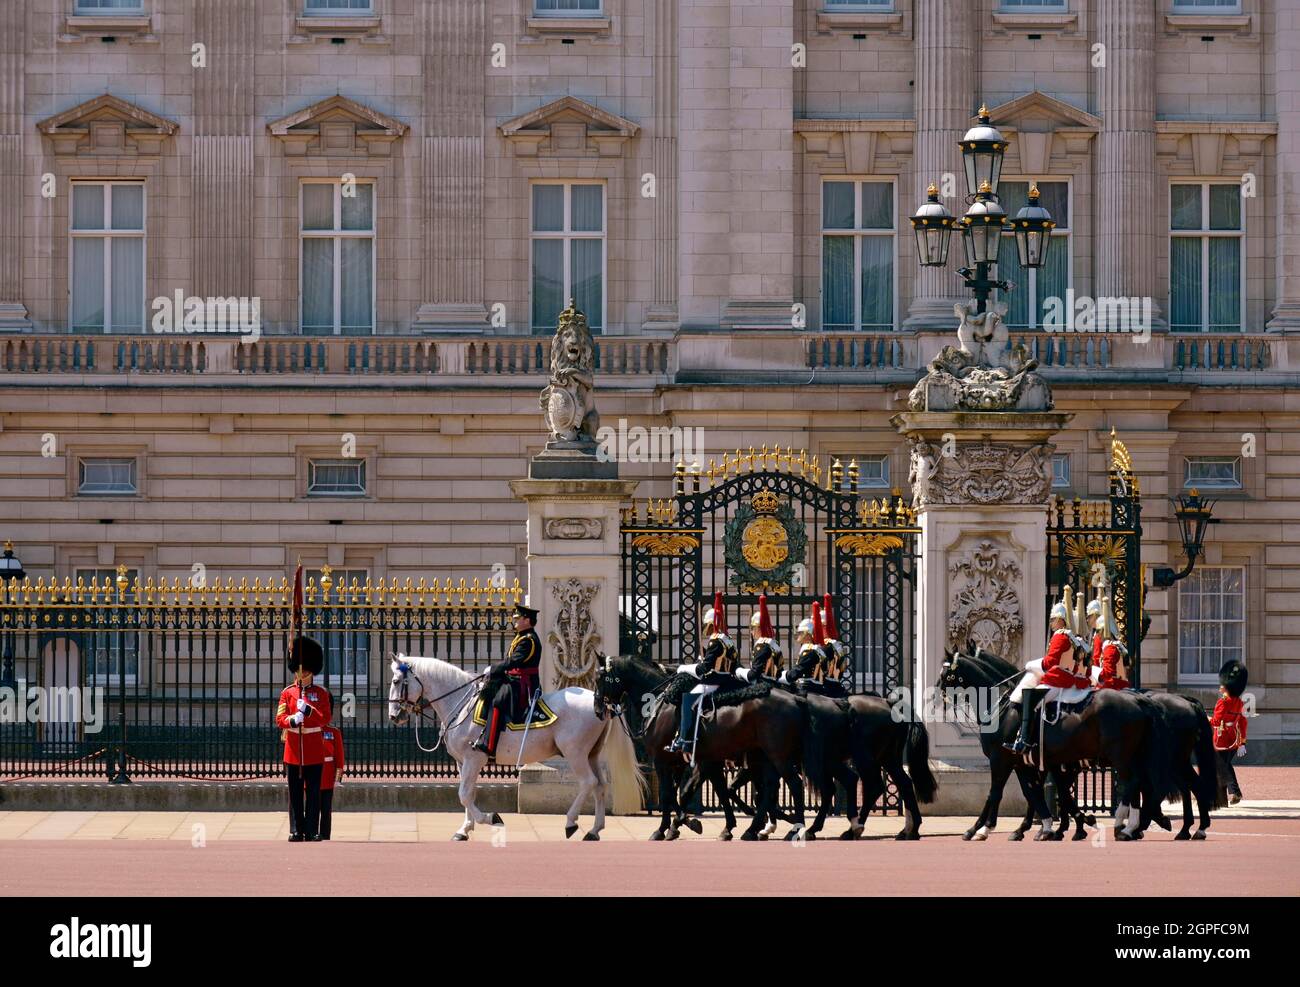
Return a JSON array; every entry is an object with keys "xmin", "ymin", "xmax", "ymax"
[
  {"xmin": 321, "ymin": 725, "xmax": 345, "ymax": 789},
  {"xmin": 1211, "ymin": 695, "xmax": 1248, "ymax": 751},
  {"xmin": 1039, "ymin": 630, "xmax": 1079, "ymax": 688},
  {"xmin": 1098, "ymin": 640, "xmax": 1129, "ymax": 690},
  {"xmin": 275, "ymin": 682, "xmax": 332, "ymax": 765}
]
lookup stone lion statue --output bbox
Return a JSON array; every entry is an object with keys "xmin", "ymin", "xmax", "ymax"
[{"xmin": 540, "ymin": 299, "xmax": 600, "ymax": 444}]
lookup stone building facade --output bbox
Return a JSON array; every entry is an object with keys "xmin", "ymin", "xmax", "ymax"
[{"xmin": 0, "ymin": 0, "xmax": 1297, "ymax": 756}]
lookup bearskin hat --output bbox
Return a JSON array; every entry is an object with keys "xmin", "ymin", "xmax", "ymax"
[
  {"xmin": 288, "ymin": 636, "xmax": 324, "ymax": 676},
  {"xmin": 1219, "ymin": 659, "xmax": 1248, "ymax": 698}
]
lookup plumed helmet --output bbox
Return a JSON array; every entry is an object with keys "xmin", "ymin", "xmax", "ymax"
[
  {"xmin": 288, "ymin": 636, "xmax": 324, "ymax": 676},
  {"xmin": 1101, "ymin": 594, "xmax": 1119, "ymax": 640},
  {"xmin": 1049, "ymin": 602, "xmax": 1069, "ymax": 622},
  {"xmin": 751, "ymin": 593, "xmax": 775, "ymax": 639},
  {"xmin": 1086, "ymin": 599, "xmax": 1102, "ymax": 618},
  {"xmin": 1218, "ymin": 659, "xmax": 1248, "ymax": 698},
  {"xmin": 797, "ymin": 616, "xmax": 815, "ymax": 637},
  {"xmin": 821, "ymin": 593, "xmax": 838, "ymax": 644},
  {"xmin": 704, "ymin": 591, "xmax": 725, "ymax": 635},
  {"xmin": 811, "ymin": 602, "xmax": 825, "ymax": 646}
]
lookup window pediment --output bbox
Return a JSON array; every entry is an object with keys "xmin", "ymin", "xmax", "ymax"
[
  {"xmin": 980, "ymin": 92, "xmax": 1100, "ymax": 174},
  {"xmin": 36, "ymin": 94, "xmax": 178, "ymax": 157},
  {"xmin": 268, "ymin": 95, "xmax": 408, "ymax": 158},
  {"xmin": 499, "ymin": 96, "xmax": 639, "ymax": 157}
]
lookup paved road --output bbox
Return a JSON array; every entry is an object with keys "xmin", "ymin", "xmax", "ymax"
[{"xmin": 2, "ymin": 815, "xmax": 1297, "ymax": 896}]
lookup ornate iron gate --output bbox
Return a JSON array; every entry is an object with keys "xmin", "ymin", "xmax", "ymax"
[
  {"xmin": 1044, "ymin": 430, "xmax": 1145, "ymax": 812},
  {"xmin": 620, "ymin": 449, "xmax": 919, "ymax": 815}
]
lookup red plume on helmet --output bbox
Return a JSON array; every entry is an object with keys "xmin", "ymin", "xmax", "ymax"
[
  {"xmin": 756, "ymin": 593, "xmax": 774, "ymax": 639},
  {"xmin": 822, "ymin": 593, "xmax": 838, "ymax": 643},
  {"xmin": 712, "ymin": 591, "xmax": 725, "ymax": 635},
  {"xmin": 811, "ymin": 602, "xmax": 825, "ymax": 645}
]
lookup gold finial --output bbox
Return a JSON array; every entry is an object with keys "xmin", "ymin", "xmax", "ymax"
[
  {"xmin": 320, "ymin": 564, "xmax": 333, "ymax": 594},
  {"xmin": 978, "ymin": 102, "xmax": 989, "ymax": 118},
  {"xmin": 926, "ymin": 182, "xmax": 938, "ymax": 197},
  {"xmin": 978, "ymin": 179, "xmax": 992, "ymax": 195},
  {"xmin": 1028, "ymin": 182, "xmax": 1040, "ymax": 199},
  {"xmin": 115, "ymin": 564, "xmax": 129, "ymax": 595},
  {"xmin": 2, "ymin": 540, "xmax": 11, "ymax": 552}
]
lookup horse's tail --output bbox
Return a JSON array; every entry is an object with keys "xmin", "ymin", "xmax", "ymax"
[
  {"xmin": 602, "ymin": 716, "xmax": 647, "ymax": 814},
  {"xmin": 1180, "ymin": 696, "xmax": 1224, "ymax": 810},
  {"xmin": 904, "ymin": 719, "xmax": 938, "ymax": 804},
  {"xmin": 1137, "ymin": 695, "xmax": 1183, "ymax": 805}
]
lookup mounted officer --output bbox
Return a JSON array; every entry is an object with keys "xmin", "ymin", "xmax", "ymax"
[
  {"xmin": 782, "ymin": 601, "xmax": 828, "ymax": 688},
  {"xmin": 667, "ymin": 592, "xmax": 739, "ymax": 755},
  {"xmin": 1096, "ymin": 594, "xmax": 1130, "ymax": 690},
  {"xmin": 1007, "ymin": 587, "xmax": 1088, "ymax": 755},
  {"xmin": 471, "ymin": 602, "xmax": 542, "ymax": 760},
  {"xmin": 738, "ymin": 593, "xmax": 783, "ymax": 683},
  {"xmin": 1084, "ymin": 596, "xmax": 1103, "ymax": 685},
  {"xmin": 815, "ymin": 592, "xmax": 853, "ymax": 697}
]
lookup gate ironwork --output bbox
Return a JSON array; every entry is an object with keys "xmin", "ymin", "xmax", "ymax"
[
  {"xmin": 620, "ymin": 448, "xmax": 919, "ymax": 815},
  {"xmin": 1044, "ymin": 430, "xmax": 1145, "ymax": 812}
]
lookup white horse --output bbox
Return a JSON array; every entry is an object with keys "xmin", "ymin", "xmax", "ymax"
[{"xmin": 387, "ymin": 654, "xmax": 644, "ymax": 841}]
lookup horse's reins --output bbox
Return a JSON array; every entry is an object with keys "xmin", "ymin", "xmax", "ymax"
[{"xmin": 394, "ymin": 664, "xmax": 486, "ymax": 753}]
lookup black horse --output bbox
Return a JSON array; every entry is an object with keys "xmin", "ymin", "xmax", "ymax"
[
  {"xmin": 939, "ymin": 647, "xmax": 1181, "ymax": 842},
  {"xmin": 1137, "ymin": 692, "xmax": 1220, "ymax": 839},
  {"xmin": 594, "ymin": 653, "xmax": 808, "ymax": 840}
]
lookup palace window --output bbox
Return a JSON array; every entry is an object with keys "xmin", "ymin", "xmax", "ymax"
[
  {"xmin": 1178, "ymin": 566, "xmax": 1245, "ymax": 681},
  {"xmin": 300, "ymin": 180, "xmax": 375, "ymax": 336},
  {"xmin": 1171, "ymin": 0, "xmax": 1240, "ymax": 10},
  {"xmin": 73, "ymin": 0, "xmax": 145, "ymax": 11},
  {"xmin": 1170, "ymin": 182, "xmax": 1243, "ymax": 332},
  {"xmin": 77, "ymin": 457, "xmax": 138, "ymax": 496},
  {"xmin": 303, "ymin": 0, "xmax": 373, "ymax": 14},
  {"xmin": 534, "ymin": 0, "xmax": 602, "ymax": 13},
  {"xmin": 76, "ymin": 567, "xmax": 141, "ymax": 684},
  {"xmin": 998, "ymin": 0, "xmax": 1067, "ymax": 8},
  {"xmin": 70, "ymin": 182, "xmax": 145, "ymax": 333},
  {"xmin": 996, "ymin": 180, "xmax": 1070, "ymax": 330},
  {"xmin": 823, "ymin": 0, "xmax": 894, "ymax": 8},
  {"xmin": 1184, "ymin": 455, "xmax": 1241, "ymax": 490},
  {"xmin": 821, "ymin": 179, "xmax": 896, "ymax": 332},
  {"xmin": 307, "ymin": 567, "xmax": 371, "ymax": 680},
  {"xmin": 1051, "ymin": 453, "xmax": 1070, "ymax": 488},
  {"xmin": 850, "ymin": 454, "xmax": 891, "ymax": 490},
  {"xmin": 531, "ymin": 181, "xmax": 605, "ymax": 334},
  {"xmin": 307, "ymin": 459, "xmax": 367, "ymax": 496}
]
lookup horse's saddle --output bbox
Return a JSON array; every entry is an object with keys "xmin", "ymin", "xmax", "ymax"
[
  {"xmin": 1044, "ymin": 689, "xmax": 1095, "ymax": 720},
  {"xmin": 471, "ymin": 694, "xmax": 558, "ymax": 731}
]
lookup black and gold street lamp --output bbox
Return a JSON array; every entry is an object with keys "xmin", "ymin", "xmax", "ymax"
[{"xmin": 1152, "ymin": 489, "xmax": 1220, "ymax": 589}]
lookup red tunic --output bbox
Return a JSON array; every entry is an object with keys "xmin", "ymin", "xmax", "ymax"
[
  {"xmin": 1210, "ymin": 696, "xmax": 1247, "ymax": 751},
  {"xmin": 275, "ymin": 682, "xmax": 333, "ymax": 765},
  {"xmin": 1098, "ymin": 640, "xmax": 1129, "ymax": 690},
  {"xmin": 321, "ymin": 725, "xmax": 345, "ymax": 789},
  {"xmin": 1039, "ymin": 630, "xmax": 1078, "ymax": 688}
]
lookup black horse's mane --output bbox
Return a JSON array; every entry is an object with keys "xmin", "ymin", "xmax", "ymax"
[{"xmin": 959, "ymin": 644, "xmax": 1021, "ymax": 682}]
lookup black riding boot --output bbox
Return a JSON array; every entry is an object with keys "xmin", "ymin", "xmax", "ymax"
[
  {"xmin": 1007, "ymin": 688, "xmax": 1047, "ymax": 754},
  {"xmin": 668, "ymin": 692, "xmax": 700, "ymax": 753}
]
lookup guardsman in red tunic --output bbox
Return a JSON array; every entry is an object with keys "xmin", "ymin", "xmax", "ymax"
[
  {"xmin": 319, "ymin": 724, "xmax": 344, "ymax": 840},
  {"xmin": 1095, "ymin": 594, "xmax": 1129, "ymax": 690},
  {"xmin": 1085, "ymin": 598, "xmax": 1103, "ymax": 685},
  {"xmin": 472, "ymin": 603, "xmax": 542, "ymax": 760},
  {"xmin": 1211, "ymin": 659, "xmax": 1249, "ymax": 804},
  {"xmin": 276, "ymin": 636, "xmax": 332, "ymax": 842},
  {"xmin": 1007, "ymin": 602, "xmax": 1076, "ymax": 754}
]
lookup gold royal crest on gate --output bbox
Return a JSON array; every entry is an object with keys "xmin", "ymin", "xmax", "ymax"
[{"xmin": 725, "ymin": 490, "xmax": 807, "ymax": 593}]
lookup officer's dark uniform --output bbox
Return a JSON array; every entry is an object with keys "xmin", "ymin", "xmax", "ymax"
[
  {"xmin": 667, "ymin": 628, "xmax": 738, "ymax": 754},
  {"xmin": 472, "ymin": 604, "xmax": 542, "ymax": 759},
  {"xmin": 749, "ymin": 638, "xmax": 784, "ymax": 680},
  {"xmin": 786, "ymin": 640, "xmax": 826, "ymax": 687}
]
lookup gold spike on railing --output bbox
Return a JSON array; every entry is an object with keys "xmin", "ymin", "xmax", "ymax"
[
  {"xmin": 847, "ymin": 459, "xmax": 859, "ymax": 492},
  {"xmin": 831, "ymin": 458, "xmax": 843, "ymax": 492}
]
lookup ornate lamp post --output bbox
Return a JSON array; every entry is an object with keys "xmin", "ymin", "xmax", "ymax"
[
  {"xmin": 1152, "ymin": 489, "xmax": 1219, "ymax": 589},
  {"xmin": 0, "ymin": 541, "xmax": 23, "ymax": 689},
  {"xmin": 909, "ymin": 104, "xmax": 1056, "ymax": 314}
]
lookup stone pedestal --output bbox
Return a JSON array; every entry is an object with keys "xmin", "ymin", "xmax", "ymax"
[
  {"xmin": 508, "ymin": 476, "xmax": 637, "ymax": 693},
  {"xmin": 893, "ymin": 411, "xmax": 1071, "ymax": 762}
]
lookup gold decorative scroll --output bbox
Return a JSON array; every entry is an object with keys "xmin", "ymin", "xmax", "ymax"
[
  {"xmin": 1063, "ymin": 533, "xmax": 1127, "ymax": 569},
  {"xmin": 631, "ymin": 532, "xmax": 700, "ymax": 557},
  {"xmin": 834, "ymin": 533, "xmax": 905, "ymax": 557}
]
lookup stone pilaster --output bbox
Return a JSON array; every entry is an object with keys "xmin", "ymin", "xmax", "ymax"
[
  {"xmin": 0, "ymin": 2, "xmax": 27, "ymax": 329},
  {"xmin": 1269, "ymin": 5, "xmax": 1300, "ymax": 331},
  {"xmin": 893, "ymin": 411, "xmax": 1071, "ymax": 762},
  {"xmin": 643, "ymin": 0, "xmax": 679, "ymax": 332},
  {"xmin": 904, "ymin": 0, "xmax": 973, "ymax": 330},
  {"xmin": 1094, "ymin": 0, "xmax": 1164, "ymax": 329}
]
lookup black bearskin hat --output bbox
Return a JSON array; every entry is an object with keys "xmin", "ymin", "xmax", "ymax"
[
  {"xmin": 1218, "ymin": 659, "xmax": 1248, "ymax": 698},
  {"xmin": 288, "ymin": 636, "xmax": 324, "ymax": 676}
]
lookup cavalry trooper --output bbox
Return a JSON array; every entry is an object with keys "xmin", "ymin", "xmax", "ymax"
[
  {"xmin": 782, "ymin": 602, "xmax": 828, "ymax": 688},
  {"xmin": 667, "ymin": 592, "xmax": 738, "ymax": 755},
  {"xmin": 471, "ymin": 603, "xmax": 542, "ymax": 760},
  {"xmin": 737, "ymin": 593, "xmax": 783, "ymax": 683},
  {"xmin": 1084, "ymin": 597, "xmax": 1103, "ymax": 686},
  {"xmin": 1096, "ymin": 595, "xmax": 1131, "ymax": 691},
  {"xmin": 1007, "ymin": 595, "xmax": 1080, "ymax": 755},
  {"xmin": 816, "ymin": 593, "xmax": 853, "ymax": 697}
]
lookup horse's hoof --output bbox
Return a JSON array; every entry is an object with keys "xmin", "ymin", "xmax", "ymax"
[
  {"xmin": 838, "ymin": 827, "xmax": 860, "ymax": 841},
  {"xmin": 1154, "ymin": 814, "xmax": 1172, "ymax": 832},
  {"xmin": 452, "ymin": 833, "xmax": 469, "ymax": 842},
  {"xmin": 1085, "ymin": 815, "xmax": 1097, "ymax": 827},
  {"xmin": 717, "ymin": 830, "xmax": 733, "ymax": 842},
  {"xmin": 1191, "ymin": 830, "xmax": 1207, "ymax": 841},
  {"xmin": 1132, "ymin": 830, "xmax": 1145, "ymax": 841},
  {"xmin": 740, "ymin": 830, "xmax": 759, "ymax": 842},
  {"xmin": 784, "ymin": 827, "xmax": 804, "ymax": 842},
  {"xmin": 1034, "ymin": 830, "xmax": 1052, "ymax": 842},
  {"xmin": 962, "ymin": 829, "xmax": 975, "ymax": 841},
  {"xmin": 1049, "ymin": 830, "xmax": 1066, "ymax": 842},
  {"xmin": 650, "ymin": 830, "xmax": 665, "ymax": 842},
  {"xmin": 971, "ymin": 828, "xmax": 989, "ymax": 842},
  {"xmin": 1174, "ymin": 830, "xmax": 1191, "ymax": 841},
  {"xmin": 1008, "ymin": 830, "xmax": 1025, "ymax": 842},
  {"xmin": 565, "ymin": 824, "xmax": 578, "ymax": 840},
  {"xmin": 665, "ymin": 828, "xmax": 680, "ymax": 842},
  {"xmin": 804, "ymin": 831, "xmax": 819, "ymax": 841},
  {"xmin": 1072, "ymin": 829, "xmax": 1088, "ymax": 841},
  {"xmin": 583, "ymin": 832, "xmax": 600, "ymax": 842},
  {"xmin": 684, "ymin": 817, "xmax": 703, "ymax": 835},
  {"xmin": 1115, "ymin": 829, "xmax": 1131, "ymax": 842}
]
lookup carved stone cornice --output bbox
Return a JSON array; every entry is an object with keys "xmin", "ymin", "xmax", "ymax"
[
  {"xmin": 37, "ymin": 94, "xmax": 178, "ymax": 158},
  {"xmin": 909, "ymin": 438, "xmax": 1052, "ymax": 508},
  {"xmin": 267, "ymin": 95, "xmax": 408, "ymax": 158}
]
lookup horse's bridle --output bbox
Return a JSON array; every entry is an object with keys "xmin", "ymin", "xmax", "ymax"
[{"xmin": 391, "ymin": 660, "xmax": 486, "ymax": 753}]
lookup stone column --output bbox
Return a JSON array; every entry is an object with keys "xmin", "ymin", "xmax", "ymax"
[
  {"xmin": 1094, "ymin": 0, "xmax": 1164, "ymax": 328},
  {"xmin": 0, "ymin": 3, "xmax": 28, "ymax": 329},
  {"xmin": 904, "ymin": 0, "xmax": 973, "ymax": 329},
  {"xmin": 1269, "ymin": 5, "xmax": 1300, "ymax": 331},
  {"xmin": 893, "ymin": 411, "xmax": 1071, "ymax": 765}
]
